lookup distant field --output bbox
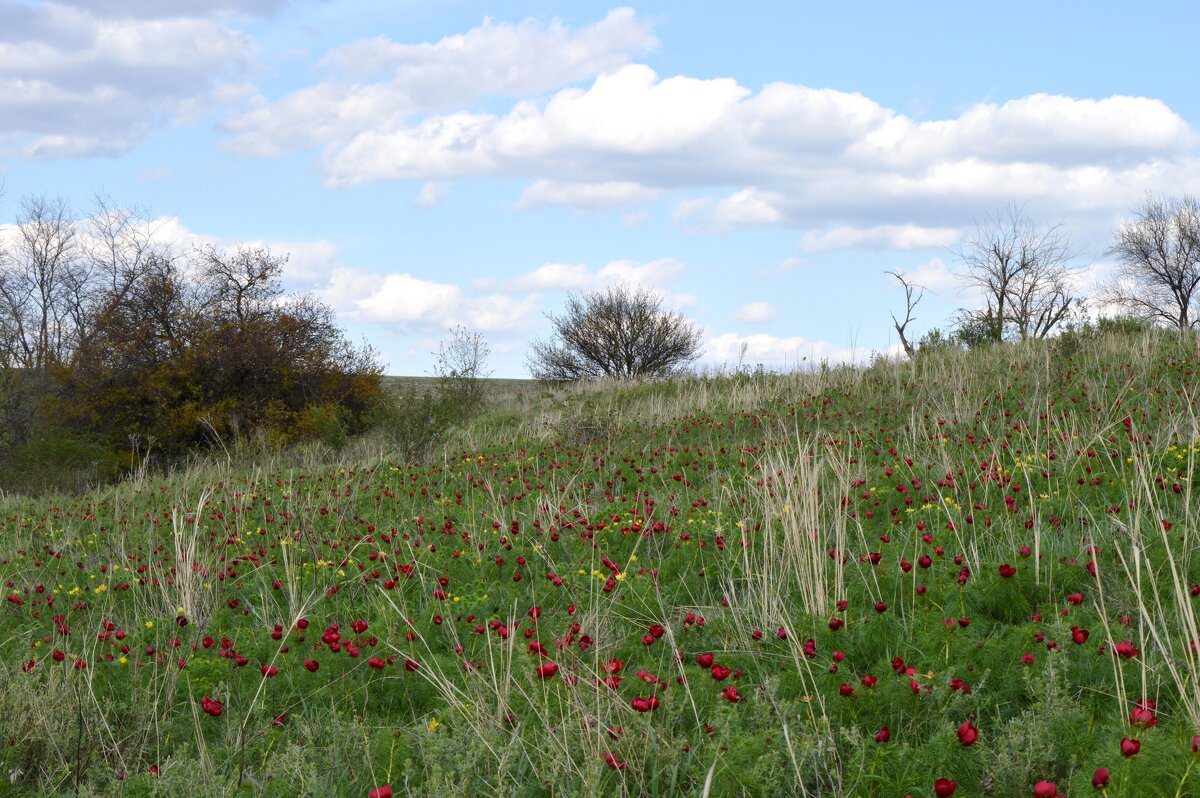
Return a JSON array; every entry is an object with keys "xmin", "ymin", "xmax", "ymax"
[{"xmin": 382, "ymin": 375, "xmax": 536, "ymax": 400}]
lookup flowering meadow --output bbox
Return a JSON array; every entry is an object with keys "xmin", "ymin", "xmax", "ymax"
[{"xmin": 3, "ymin": 332, "xmax": 1200, "ymax": 796}]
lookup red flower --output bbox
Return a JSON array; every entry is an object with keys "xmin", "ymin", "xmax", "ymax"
[
  {"xmin": 1120, "ymin": 736, "xmax": 1140, "ymax": 757},
  {"xmin": 368, "ymin": 657, "xmax": 386, "ymax": 669},
  {"xmin": 304, "ymin": 659, "xmax": 319, "ymax": 672},
  {"xmin": 1071, "ymin": 627, "xmax": 1090, "ymax": 645},
  {"xmin": 1114, "ymin": 641, "xmax": 1140, "ymax": 659},
  {"xmin": 874, "ymin": 726, "xmax": 890, "ymax": 744},
  {"xmin": 838, "ymin": 684, "xmax": 856, "ymax": 698},
  {"xmin": 721, "ymin": 685, "xmax": 743, "ymax": 702},
  {"xmin": 1129, "ymin": 698, "xmax": 1158, "ymax": 728},
  {"xmin": 600, "ymin": 752, "xmax": 626, "ymax": 770},
  {"xmin": 404, "ymin": 659, "xmax": 419, "ymax": 671},
  {"xmin": 710, "ymin": 664, "xmax": 731, "ymax": 681},
  {"xmin": 998, "ymin": 563, "xmax": 1016, "ymax": 578},
  {"xmin": 934, "ymin": 778, "xmax": 957, "ymax": 796},
  {"xmin": 368, "ymin": 786, "xmax": 393, "ymax": 798},
  {"xmin": 1033, "ymin": 781, "xmax": 1058, "ymax": 798},
  {"xmin": 200, "ymin": 695, "xmax": 223, "ymax": 717},
  {"xmin": 956, "ymin": 721, "xmax": 979, "ymax": 746},
  {"xmin": 695, "ymin": 652, "xmax": 714, "ymax": 668},
  {"xmin": 535, "ymin": 662, "xmax": 558, "ymax": 679},
  {"xmin": 1092, "ymin": 768, "xmax": 1110, "ymax": 788}
]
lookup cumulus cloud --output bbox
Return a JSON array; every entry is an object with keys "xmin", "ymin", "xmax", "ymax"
[
  {"xmin": 51, "ymin": 0, "xmax": 284, "ymax": 17},
  {"xmin": 900, "ymin": 257, "xmax": 961, "ymax": 295},
  {"xmin": 223, "ymin": 8, "xmax": 657, "ymax": 158},
  {"xmin": 706, "ymin": 332, "xmax": 868, "ymax": 369},
  {"xmin": 517, "ymin": 180, "xmax": 660, "ymax": 210},
  {"xmin": 224, "ymin": 30, "xmax": 1199, "ymax": 234},
  {"xmin": 414, "ymin": 181, "xmax": 447, "ymax": 208},
  {"xmin": 801, "ymin": 223, "xmax": 961, "ymax": 252},
  {"xmin": 734, "ymin": 302, "xmax": 777, "ymax": 323},
  {"xmin": 505, "ymin": 257, "xmax": 686, "ymax": 294},
  {"xmin": 0, "ymin": 1, "xmax": 258, "ymax": 158}
]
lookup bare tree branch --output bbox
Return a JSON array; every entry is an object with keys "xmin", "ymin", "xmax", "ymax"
[
  {"xmin": 1105, "ymin": 194, "xmax": 1200, "ymax": 329},
  {"xmin": 954, "ymin": 202, "xmax": 1080, "ymax": 342},
  {"xmin": 886, "ymin": 270, "xmax": 924, "ymax": 357}
]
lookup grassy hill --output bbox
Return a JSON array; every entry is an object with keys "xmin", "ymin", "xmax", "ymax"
[{"xmin": 2, "ymin": 331, "xmax": 1200, "ymax": 796}]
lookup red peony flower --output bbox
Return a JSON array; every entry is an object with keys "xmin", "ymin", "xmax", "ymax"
[
  {"xmin": 200, "ymin": 695, "xmax": 223, "ymax": 717},
  {"xmin": 957, "ymin": 721, "xmax": 979, "ymax": 746},
  {"xmin": 934, "ymin": 778, "xmax": 957, "ymax": 796},
  {"xmin": 1120, "ymin": 736, "xmax": 1141, "ymax": 757}
]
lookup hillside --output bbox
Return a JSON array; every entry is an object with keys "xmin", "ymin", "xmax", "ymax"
[{"xmin": 2, "ymin": 331, "xmax": 1199, "ymax": 796}]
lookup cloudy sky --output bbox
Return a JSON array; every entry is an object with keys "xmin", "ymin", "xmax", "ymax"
[{"xmin": 2, "ymin": 1, "xmax": 1198, "ymax": 376}]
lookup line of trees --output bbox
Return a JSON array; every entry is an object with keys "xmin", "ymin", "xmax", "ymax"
[
  {"xmin": 890, "ymin": 193, "xmax": 1200, "ymax": 353},
  {"xmin": 0, "ymin": 191, "xmax": 383, "ymax": 491}
]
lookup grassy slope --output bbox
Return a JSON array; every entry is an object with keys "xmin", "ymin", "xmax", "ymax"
[{"xmin": 1, "ymin": 333, "xmax": 1200, "ymax": 796}]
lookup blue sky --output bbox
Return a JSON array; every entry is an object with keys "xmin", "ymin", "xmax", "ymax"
[{"xmin": 2, "ymin": 1, "xmax": 1198, "ymax": 375}]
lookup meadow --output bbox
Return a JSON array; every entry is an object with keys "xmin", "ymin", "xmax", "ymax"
[{"xmin": 3, "ymin": 330, "xmax": 1200, "ymax": 797}]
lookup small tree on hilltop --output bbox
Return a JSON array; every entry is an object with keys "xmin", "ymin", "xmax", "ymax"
[
  {"xmin": 1106, "ymin": 194, "xmax": 1200, "ymax": 329},
  {"xmin": 955, "ymin": 203, "xmax": 1079, "ymax": 342},
  {"xmin": 433, "ymin": 325, "xmax": 492, "ymax": 418},
  {"xmin": 527, "ymin": 284, "xmax": 704, "ymax": 381}
]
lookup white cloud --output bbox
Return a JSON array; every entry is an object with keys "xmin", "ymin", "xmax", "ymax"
[
  {"xmin": 711, "ymin": 188, "xmax": 784, "ymax": 229},
  {"xmin": 706, "ymin": 332, "xmax": 864, "ymax": 369},
  {"xmin": 223, "ymin": 8, "xmax": 657, "ymax": 158},
  {"xmin": 801, "ymin": 223, "xmax": 961, "ymax": 252},
  {"xmin": 901, "ymin": 257, "xmax": 960, "ymax": 294},
  {"xmin": 414, "ymin": 181, "xmax": 446, "ymax": 208},
  {"xmin": 51, "ymin": 0, "xmax": 284, "ymax": 17},
  {"xmin": 735, "ymin": 302, "xmax": 777, "ymax": 323},
  {"xmin": 227, "ymin": 40, "xmax": 1200, "ymax": 237},
  {"xmin": 517, "ymin": 180, "xmax": 659, "ymax": 210},
  {"xmin": 0, "ymin": 2, "xmax": 257, "ymax": 157},
  {"xmin": 505, "ymin": 258, "xmax": 686, "ymax": 294},
  {"xmin": 343, "ymin": 271, "xmax": 538, "ymax": 332}
]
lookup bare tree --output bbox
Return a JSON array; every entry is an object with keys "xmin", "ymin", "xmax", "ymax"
[
  {"xmin": 527, "ymin": 284, "xmax": 704, "ymax": 381},
  {"xmin": 192, "ymin": 244, "xmax": 286, "ymax": 328},
  {"xmin": 0, "ymin": 194, "xmax": 86, "ymax": 370},
  {"xmin": 1106, "ymin": 194, "xmax": 1200, "ymax": 329},
  {"xmin": 955, "ymin": 203, "xmax": 1079, "ymax": 342},
  {"xmin": 433, "ymin": 325, "xmax": 492, "ymax": 410},
  {"xmin": 886, "ymin": 270, "xmax": 925, "ymax": 357}
]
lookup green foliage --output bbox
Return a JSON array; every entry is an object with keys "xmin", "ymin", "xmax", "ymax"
[{"xmin": 0, "ymin": 422, "xmax": 122, "ymax": 494}]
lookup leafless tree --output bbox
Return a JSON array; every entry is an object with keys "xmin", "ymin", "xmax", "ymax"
[
  {"xmin": 434, "ymin": 325, "xmax": 492, "ymax": 411},
  {"xmin": 0, "ymin": 195, "xmax": 86, "ymax": 370},
  {"xmin": 527, "ymin": 283, "xmax": 704, "ymax": 381},
  {"xmin": 955, "ymin": 203, "xmax": 1079, "ymax": 342},
  {"xmin": 1106, "ymin": 194, "xmax": 1200, "ymax": 329},
  {"xmin": 192, "ymin": 244, "xmax": 286, "ymax": 328},
  {"xmin": 886, "ymin": 270, "xmax": 924, "ymax": 357}
]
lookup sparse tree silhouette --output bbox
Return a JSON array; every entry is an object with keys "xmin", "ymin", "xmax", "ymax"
[
  {"xmin": 887, "ymin": 270, "xmax": 924, "ymax": 357},
  {"xmin": 527, "ymin": 284, "xmax": 703, "ymax": 381},
  {"xmin": 1106, "ymin": 194, "xmax": 1200, "ymax": 329},
  {"xmin": 433, "ymin": 325, "xmax": 492, "ymax": 415},
  {"xmin": 955, "ymin": 203, "xmax": 1078, "ymax": 342}
]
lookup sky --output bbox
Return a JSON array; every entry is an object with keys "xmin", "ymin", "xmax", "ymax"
[{"xmin": 2, "ymin": 1, "xmax": 1199, "ymax": 376}]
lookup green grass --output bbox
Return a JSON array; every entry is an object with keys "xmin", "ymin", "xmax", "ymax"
[{"xmin": 2, "ymin": 332, "xmax": 1200, "ymax": 796}]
